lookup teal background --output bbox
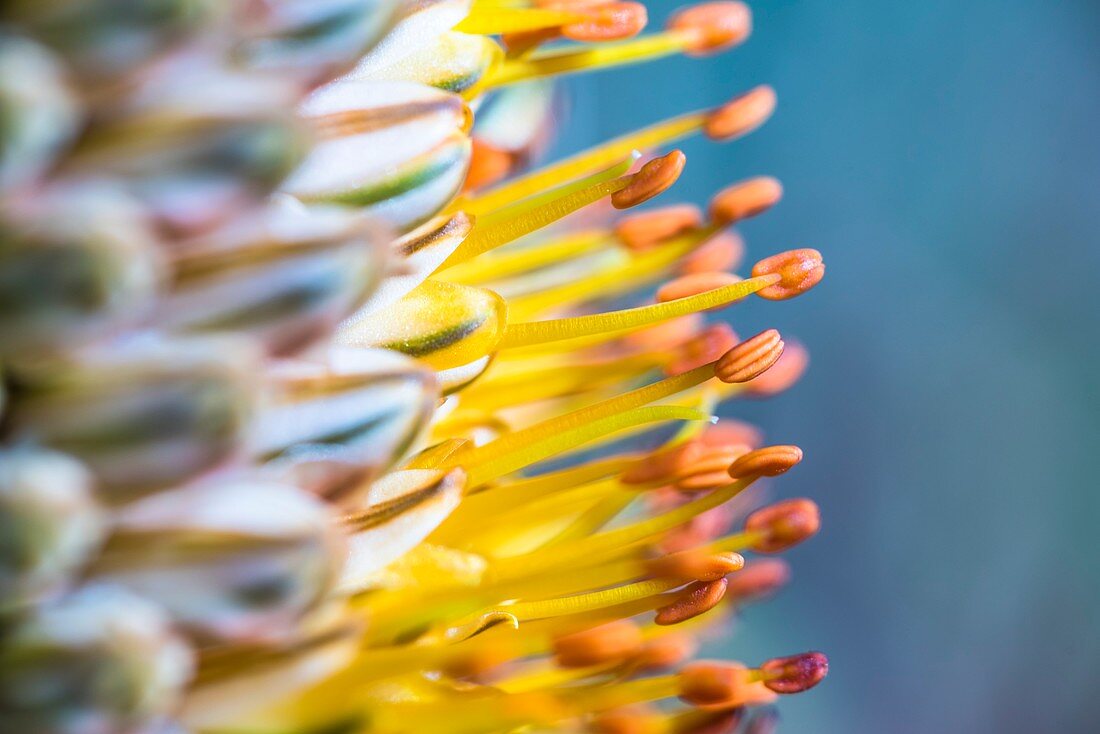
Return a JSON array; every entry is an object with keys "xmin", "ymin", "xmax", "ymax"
[{"xmin": 556, "ymin": 1, "xmax": 1100, "ymax": 731}]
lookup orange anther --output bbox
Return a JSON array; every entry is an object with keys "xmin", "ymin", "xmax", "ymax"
[
  {"xmin": 744, "ymin": 340, "xmax": 808, "ymax": 397},
  {"xmin": 679, "ymin": 661, "xmax": 749, "ymax": 706},
  {"xmin": 553, "ymin": 620, "xmax": 644, "ymax": 667},
  {"xmin": 564, "ymin": 2, "xmax": 648, "ymax": 42},
  {"xmin": 465, "ymin": 138, "xmax": 515, "ymax": 192},
  {"xmin": 591, "ymin": 707, "xmax": 665, "ymax": 734},
  {"xmin": 681, "ymin": 232, "xmax": 744, "ymax": 275},
  {"xmin": 675, "ymin": 444, "xmax": 751, "ymax": 492},
  {"xmin": 612, "ymin": 150, "xmax": 686, "ymax": 209},
  {"xmin": 703, "ymin": 86, "xmax": 776, "ymax": 141},
  {"xmin": 657, "ymin": 272, "xmax": 742, "ymax": 306},
  {"xmin": 715, "ymin": 329, "xmax": 784, "ymax": 384},
  {"xmin": 665, "ymin": 323, "xmax": 738, "ymax": 378},
  {"xmin": 647, "ymin": 549, "xmax": 744, "ymax": 581},
  {"xmin": 655, "ymin": 578, "xmax": 727, "ymax": 625},
  {"xmin": 614, "ymin": 204, "xmax": 703, "ymax": 252},
  {"xmin": 633, "ymin": 632, "xmax": 697, "ymax": 670},
  {"xmin": 668, "ymin": 2, "xmax": 752, "ymax": 56},
  {"xmin": 725, "ymin": 559, "xmax": 790, "ymax": 600},
  {"xmin": 751, "ymin": 248, "xmax": 824, "ymax": 300},
  {"xmin": 727, "ymin": 445, "xmax": 802, "ymax": 479},
  {"xmin": 743, "ymin": 498, "xmax": 820, "ymax": 553},
  {"xmin": 709, "ymin": 177, "xmax": 783, "ymax": 224},
  {"xmin": 760, "ymin": 651, "xmax": 828, "ymax": 693},
  {"xmin": 700, "ymin": 420, "xmax": 764, "ymax": 451}
]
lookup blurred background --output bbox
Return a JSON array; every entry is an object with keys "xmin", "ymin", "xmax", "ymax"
[{"xmin": 556, "ymin": 1, "xmax": 1100, "ymax": 732}]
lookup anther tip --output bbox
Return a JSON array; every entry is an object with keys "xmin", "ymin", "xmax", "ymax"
[
  {"xmin": 704, "ymin": 86, "xmax": 776, "ymax": 141},
  {"xmin": 714, "ymin": 329, "xmax": 784, "ymax": 384},
  {"xmin": 655, "ymin": 577, "xmax": 728, "ymax": 625},
  {"xmin": 564, "ymin": 2, "xmax": 649, "ymax": 42},
  {"xmin": 611, "ymin": 150, "xmax": 686, "ymax": 209},
  {"xmin": 744, "ymin": 498, "xmax": 820, "ymax": 553},
  {"xmin": 727, "ymin": 445, "xmax": 803, "ymax": 479},
  {"xmin": 668, "ymin": 2, "xmax": 753, "ymax": 57},
  {"xmin": 751, "ymin": 248, "xmax": 825, "ymax": 300},
  {"xmin": 709, "ymin": 177, "xmax": 783, "ymax": 225},
  {"xmin": 760, "ymin": 651, "xmax": 829, "ymax": 693}
]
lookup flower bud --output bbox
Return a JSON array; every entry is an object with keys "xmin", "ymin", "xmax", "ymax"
[
  {"xmin": 727, "ymin": 445, "xmax": 803, "ymax": 479},
  {"xmin": 552, "ymin": 620, "xmax": 643, "ymax": 668},
  {"xmin": 751, "ymin": 249, "xmax": 825, "ymax": 301},
  {"xmin": 257, "ymin": 347, "xmax": 438, "ymax": 501},
  {"xmin": 760, "ymin": 651, "xmax": 828, "ymax": 693},
  {"xmin": 98, "ymin": 478, "xmax": 343, "ymax": 644},
  {"xmin": 158, "ymin": 202, "xmax": 389, "ymax": 356},
  {"xmin": 0, "ymin": 34, "xmax": 80, "ymax": 193},
  {"xmin": 0, "ymin": 584, "xmax": 193, "ymax": 734},
  {"xmin": 668, "ymin": 2, "xmax": 752, "ymax": 57},
  {"xmin": 5, "ymin": 336, "xmax": 258, "ymax": 501},
  {"xmin": 0, "ymin": 185, "xmax": 164, "ymax": 359},
  {"xmin": 743, "ymin": 499, "xmax": 820, "ymax": 553},
  {"xmin": 353, "ymin": 31, "xmax": 502, "ymax": 94},
  {"xmin": 715, "ymin": 329, "xmax": 784, "ymax": 384},
  {"xmin": 284, "ymin": 79, "xmax": 472, "ymax": 232},
  {"xmin": 0, "ymin": 448, "xmax": 104, "ymax": 607}
]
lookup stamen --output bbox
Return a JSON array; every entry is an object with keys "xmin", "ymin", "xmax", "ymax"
[
  {"xmin": 681, "ymin": 232, "xmax": 743, "ymax": 275},
  {"xmin": 444, "ymin": 230, "xmax": 612, "ymax": 284},
  {"xmin": 678, "ymin": 661, "xmax": 748, "ymax": 706},
  {"xmin": 655, "ymin": 578, "xmax": 728, "ymax": 625},
  {"xmin": 726, "ymin": 445, "xmax": 803, "ymax": 479},
  {"xmin": 499, "ymin": 275, "xmax": 779, "ymax": 349},
  {"xmin": 552, "ymin": 620, "xmax": 644, "ymax": 667},
  {"xmin": 751, "ymin": 249, "xmax": 825, "ymax": 301},
  {"xmin": 464, "ymin": 88, "xmax": 772, "ymax": 216},
  {"xmin": 709, "ymin": 177, "xmax": 783, "ymax": 224},
  {"xmin": 667, "ymin": 1, "xmax": 753, "ymax": 56},
  {"xmin": 744, "ymin": 339, "xmax": 808, "ymax": 397},
  {"xmin": 759, "ymin": 652, "xmax": 829, "ymax": 693},
  {"xmin": 634, "ymin": 632, "xmax": 697, "ymax": 671},
  {"xmin": 616, "ymin": 204, "xmax": 704, "ymax": 251},
  {"xmin": 675, "ymin": 445, "xmax": 750, "ymax": 492},
  {"xmin": 465, "ymin": 137, "xmax": 516, "ymax": 192},
  {"xmin": 456, "ymin": 7, "xmax": 590, "ymax": 35},
  {"xmin": 743, "ymin": 499, "xmax": 820, "ymax": 553},
  {"xmin": 657, "ymin": 272, "xmax": 743, "ymax": 307},
  {"xmin": 438, "ymin": 152, "xmax": 678, "ymax": 270},
  {"xmin": 591, "ymin": 707, "xmax": 666, "ymax": 734},
  {"xmin": 714, "ymin": 329, "xmax": 785, "ymax": 383},
  {"xmin": 723, "ymin": 558, "xmax": 790, "ymax": 601},
  {"xmin": 646, "ymin": 549, "xmax": 745, "ymax": 581},
  {"xmin": 666, "ymin": 324, "xmax": 739, "ymax": 377}
]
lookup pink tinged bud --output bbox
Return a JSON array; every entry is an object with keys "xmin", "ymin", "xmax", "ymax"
[
  {"xmin": 665, "ymin": 323, "xmax": 739, "ymax": 378},
  {"xmin": 655, "ymin": 578, "xmax": 728, "ymax": 625},
  {"xmin": 615, "ymin": 204, "xmax": 703, "ymax": 251},
  {"xmin": 612, "ymin": 150, "xmax": 686, "ymax": 209},
  {"xmin": 760, "ymin": 651, "xmax": 829, "ymax": 693},
  {"xmin": 681, "ymin": 232, "xmax": 744, "ymax": 275},
  {"xmin": 715, "ymin": 329, "xmax": 785, "ymax": 384},
  {"xmin": 703, "ymin": 86, "xmax": 776, "ymax": 141},
  {"xmin": 751, "ymin": 249, "xmax": 825, "ymax": 300},
  {"xmin": 727, "ymin": 445, "xmax": 803, "ymax": 479},
  {"xmin": 709, "ymin": 177, "xmax": 783, "ymax": 224},
  {"xmin": 725, "ymin": 559, "xmax": 791, "ymax": 600},
  {"xmin": 744, "ymin": 340, "xmax": 808, "ymax": 397},
  {"xmin": 668, "ymin": 2, "xmax": 753, "ymax": 57},
  {"xmin": 744, "ymin": 499, "xmax": 820, "ymax": 553}
]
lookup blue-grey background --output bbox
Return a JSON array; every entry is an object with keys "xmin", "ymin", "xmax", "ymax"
[{"xmin": 558, "ymin": 1, "xmax": 1100, "ymax": 731}]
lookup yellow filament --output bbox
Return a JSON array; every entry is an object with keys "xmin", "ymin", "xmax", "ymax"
[
  {"xmin": 437, "ymin": 174, "xmax": 631, "ymax": 270},
  {"xmin": 484, "ymin": 32, "xmax": 691, "ymax": 89},
  {"xmin": 455, "ymin": 7, "xmax": 585, "ymax": 35},
  {"xmin": 464, "ymin": 111, "xmax": 705, "ymax": 216},
  {"xmin": 500, "ymin": 275, "xmax": 780, "ymax": 349},
  {"xmin": 442, "ymin": 230, "xmax": 613, "ymax": 284}
]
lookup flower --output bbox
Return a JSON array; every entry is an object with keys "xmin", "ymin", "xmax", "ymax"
[{"xmin": 0, "ymin": 1, "xmax": 829, "ymax": 732}]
